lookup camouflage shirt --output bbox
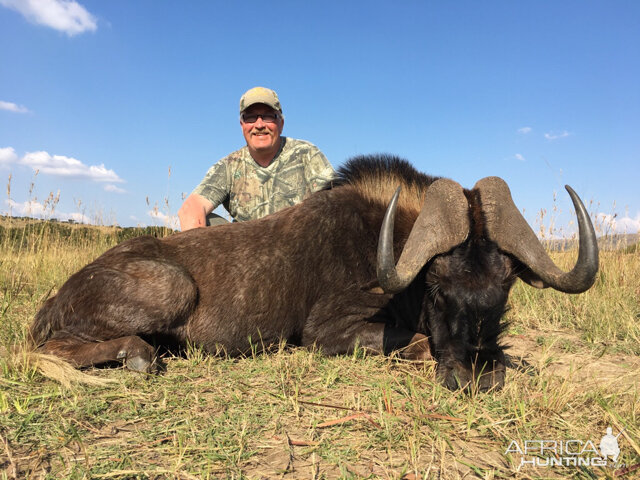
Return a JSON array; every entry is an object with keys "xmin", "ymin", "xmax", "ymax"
[{"xmin": 193, "ymin": 137, "xmax": 335, "ymax": 222}]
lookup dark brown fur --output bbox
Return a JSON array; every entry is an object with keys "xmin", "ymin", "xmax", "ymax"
[{"xmin": 31, "ymin": 155, "xmax": 515, "ymax": 389}]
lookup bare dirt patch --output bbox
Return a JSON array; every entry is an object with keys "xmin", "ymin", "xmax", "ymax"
[{"xmin": 505, "ymin": 330, "xmax": 640, "ymax": 390}]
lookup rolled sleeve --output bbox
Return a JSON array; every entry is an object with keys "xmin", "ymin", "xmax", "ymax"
[{"xmin": 192, "ymin": 160, "xmax": 230, "ymax": 209}]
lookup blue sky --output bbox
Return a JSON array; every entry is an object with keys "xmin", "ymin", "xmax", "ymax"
[{"xmin": 1, "ymin": 1, "xmax": 638, "ymax": 234}]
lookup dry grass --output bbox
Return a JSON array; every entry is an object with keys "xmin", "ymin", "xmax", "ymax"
[{"xmin": 1, "ymin": 214, "xmax": 639, "ymax": 479}]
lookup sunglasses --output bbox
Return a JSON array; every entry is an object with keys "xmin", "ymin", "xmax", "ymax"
[{"xmin": 241, "ymin": 112, "xmax": 280, "ymax": 124}]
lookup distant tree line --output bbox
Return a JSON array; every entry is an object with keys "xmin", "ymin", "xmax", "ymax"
[{"xmin": 0, "ymin": 219, "xmax": 176, "ymax": 249}]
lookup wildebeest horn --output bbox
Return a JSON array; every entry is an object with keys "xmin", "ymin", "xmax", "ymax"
[
  {"xmin": 377, "ymin": 179, "xmax": 470, "ymax": 293},
  {"xmin": 474, "ymin": 176, "xmax": 598, "ymax": 293}
]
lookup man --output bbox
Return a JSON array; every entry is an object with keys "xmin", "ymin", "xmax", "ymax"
[{"xmin": 178, "ymin": 87, "xmax": 335, "ymax": 230}]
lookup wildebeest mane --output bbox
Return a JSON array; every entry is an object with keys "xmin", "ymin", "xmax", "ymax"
[{"xmin": 327, "ymin": 154, "xmax": 442, "ymax": 218}]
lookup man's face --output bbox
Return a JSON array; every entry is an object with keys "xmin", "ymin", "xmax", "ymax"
[{"xmin": 240, "ymin": 104, "xmax": 284, "ymax": 155}]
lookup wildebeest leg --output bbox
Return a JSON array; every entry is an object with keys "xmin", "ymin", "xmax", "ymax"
[
  {"xmin": 304, "ymin": 320, "xmax": 432, "ymax": 361},
  {"xmin": 30, "ymin": 246, "xmax": 198, "ymax": 371},
  {"xmin": 38, "ymin": 333, "xmax": 156, "ymax": 372}
]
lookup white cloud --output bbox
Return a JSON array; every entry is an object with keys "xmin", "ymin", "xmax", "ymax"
[
  {"xmin": 6, "ymin": 199, "xmax": 48, "ymax": 217},
  {"xmin": 104, "ymin": 184, "xmax": 126, "ymax": 194},
  {"xmin": 148, "ymin": 209, "xmax": 179, "ymax": 230},
  {"xmin": 596, "ymin": 212, "xmax": 640, "ymax": 234},
  {"xmin": 0, "ymin": 101, "xmax": 30, "ymax": 113},
  {"xmin": 0, "ymin": 146, "xmax": 18, "ymax": 165},
  {"xmin": 0, "ymin": 0, "xmax": 97, "ymax": 36},
  {"xmin": 20, "ymin": 150, "xmax": 124, "ymax": 183},
  {"xmin": 67, "ymin": 211, "xmax": 91, "ymax": 223},
  {"xmin": 514, "ymin": 153, "xmax": 526, "ymax": 162},
  {"xmin": 4, "ymin": 198, "xmax": 91, "ymax": 223},
  {"xmin": 517, "ymin": 127, "xmax": 532, "ymax": 134},
  {"xmin": 544, "ymin": 130, "xmax": 571, "ymax": 141}
]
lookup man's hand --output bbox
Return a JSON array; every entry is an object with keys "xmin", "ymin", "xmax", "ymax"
[{"xmin": 178, "ymin": 194, "xmax": 214, "ymax": 231}]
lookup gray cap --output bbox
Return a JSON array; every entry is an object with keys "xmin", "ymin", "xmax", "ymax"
[{"xmin": 239, "ymin": 87, "xmax": 282, "ymax": 113}]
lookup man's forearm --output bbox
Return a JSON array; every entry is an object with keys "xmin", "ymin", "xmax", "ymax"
[
  {"xmin": 178, "ymin": 195, "xmax": 212, "ymax": 231},
  {"xmin": 179, "ymin": 212, "xmax": 206, "ymax": 231}
]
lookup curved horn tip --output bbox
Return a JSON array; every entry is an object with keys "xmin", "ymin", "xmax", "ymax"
[
  {"xmin": 551, "ymin": 184, "xmax": 599, "ymax": 293},
  {"xmin": 376, "ymin": 185, "xmax": 404, "ymax": 294},
  {"xmin": 564, "ymin": 184, "xmax": 592, "ymax": 219}
]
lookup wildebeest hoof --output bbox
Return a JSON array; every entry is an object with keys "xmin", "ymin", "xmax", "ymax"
[
  {"xmin": 125, "ymin": 354, "xmax": 154, "ymax": 373},
  {"xmin": 116, "ymin": 341, "xmax": 157, "ymax": 373}
]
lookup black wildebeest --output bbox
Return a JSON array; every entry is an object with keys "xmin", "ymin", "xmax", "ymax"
[{"xmin": 30, "ymin": 155, "xmax": 598, "ymax": 390}]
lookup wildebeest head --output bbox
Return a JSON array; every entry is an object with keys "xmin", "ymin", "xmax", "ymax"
[{"xmin": 375, "ymin": 169, "xmax": 598, "ymax": 390}]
